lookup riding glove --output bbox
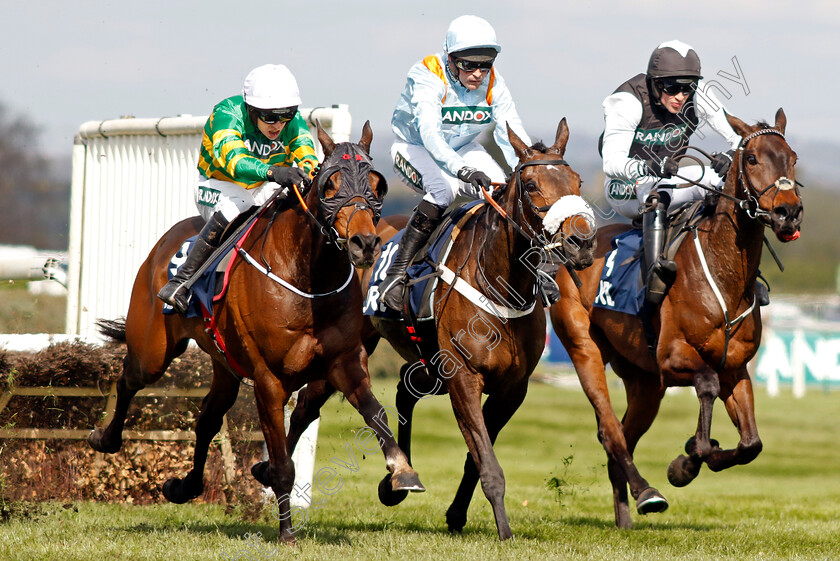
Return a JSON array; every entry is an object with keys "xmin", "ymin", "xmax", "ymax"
[
  {"xmin": 457, "ymin": 166, "xmax": 493, "ymax": 192},
  {"xmin": 710, "ymin": 150, "xmax": 735, "ymax": 177},
  {"xmin": 644, "ymin": 157, "xmax": 679, "ymax": 179},
  {"xmin": 266, "ymin": 165, "xmax": 308, "ymax": 187}
]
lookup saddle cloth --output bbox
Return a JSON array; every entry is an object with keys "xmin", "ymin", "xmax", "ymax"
[
  {"xmin": 364, "ymin": 200, "xmax": 485, "ymax": 320},
  {"xmin": 592, "ymin": 228, "xmax": 645, "ymax": 316},
  {"xmin": 593, "ymin": 200, "xmax": 708, "ymax": 317}
]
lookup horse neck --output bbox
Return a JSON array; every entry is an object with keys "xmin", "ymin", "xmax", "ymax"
[
  {"xmin": 705, "ymin": 163, "xmax": 766, "ymax": 294},
  {"xmin": 264, "ymin": 192, "xmax": 348, "ymax": 288},
  {"xmin": 477, "ymin": 182, "xmax": 539, "ymax": 301}
]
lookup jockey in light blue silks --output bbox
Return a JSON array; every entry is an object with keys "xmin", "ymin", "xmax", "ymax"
[{"xmin": 378, "ymin": 14, "xmax": 534, "ymax": 312}]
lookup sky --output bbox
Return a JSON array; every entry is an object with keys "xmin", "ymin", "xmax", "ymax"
[{"xmin": 3, "ymin": 0, "xmax": 839, "ymax": 174}]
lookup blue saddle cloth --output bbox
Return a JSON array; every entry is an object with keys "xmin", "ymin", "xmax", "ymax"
[
  {"xmin": 592, "ymin": 228, "xmax": 645, "ymax": 316},
  {"xmin": 364, "ymin": 200, "xmax": 483, "ymax": 319},
  {"xmin": 162, "ymin": 236, "xmax": 231, "ymax": 318}
]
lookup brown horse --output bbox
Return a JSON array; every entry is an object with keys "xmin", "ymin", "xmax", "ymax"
[
  {"xmin": 88, "ymin": 122, "xmax": 424, "ymax": 544},
  {"xmin": 284, "ymin": 120, "xmax": 597, "ymax": 540},
  {"xmin": 550, "ymin": 109, "xmax": 803, "ymax": 528}
]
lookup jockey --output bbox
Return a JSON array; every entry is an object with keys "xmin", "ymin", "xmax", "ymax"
[
  {"xmin": 157, "ymin": 64, "xmax": 319, "ymax": 314},
  {"xmin": 600, "ymin": 40, "xmax": 741, "ymax": 305},
  {"xmin": 380, "ymin": 14, "xmax": 536, "ymax": 312}
]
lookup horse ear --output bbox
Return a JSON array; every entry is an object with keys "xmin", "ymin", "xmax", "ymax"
[
  {"xmin": 507, "ymin": 123, "xmax": 533, "ymax": 160},
  {"xmin": 726, "ymin": 112, "xmax": 752, "ymax": 138},
  {"xmin": 359, "ymin": 120, "xmax": 373, "ymax": 154},
  {"xmin": 548, "ymin": 118, "xmax": 570, "ymax": 157},
  {"xmin": 316, "ymin": 120, "xmax": 335, "ymax": 157},
  {"xmin": 774, "ymin": 108, "xmax": 787, "ymax": 135}
]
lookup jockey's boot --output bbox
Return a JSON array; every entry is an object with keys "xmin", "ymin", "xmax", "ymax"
[
  {"xmin": 157, "ymin": 211, "xmax": 230, "ymax": 314},
  {"xmin": 379, "ymin": 200, "xmax": 445, "ymax": 312},
  {"xmin": 536, "ymin": 261, "xmax": 562, "ymax": 307},
  {"xmin": 643, "ymin": 193, "xmax": 677, "ymax": 306}
]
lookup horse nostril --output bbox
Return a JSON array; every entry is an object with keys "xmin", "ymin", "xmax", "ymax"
[{"xmin": 773, "ymin": 207, "xmax": 789, "ymax": 220}]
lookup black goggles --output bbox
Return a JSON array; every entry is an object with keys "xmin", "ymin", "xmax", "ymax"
[
  {"xmin": 452, "ymin": 57, "xmax": 494, "ymax": 72},
  {"xmin": 255, "ymin": 106, "xmax": 298, "ymax": 124},
  {"xmin": 657, "ymin": 80, "xmax": 697, "ymax": 96}
]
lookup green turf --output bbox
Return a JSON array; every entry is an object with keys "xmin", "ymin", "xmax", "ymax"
[{"xmin": 1, "ymin": 378, "xmax": 838, "ymax": 560}]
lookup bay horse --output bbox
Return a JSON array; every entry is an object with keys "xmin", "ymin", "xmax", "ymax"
[
  {"xmin": 283, "ymin": 120, "xmax": 597, "ymax": 540},
  {"xmin": 550, "ymin": 109, "xmax": 803, "ymax": 528},
  {"xmin": 88, "ymin": 122, "xmax": 424, "ymax": 544}
]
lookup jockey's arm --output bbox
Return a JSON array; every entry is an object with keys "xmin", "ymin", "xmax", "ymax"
[
  {"xmin": 694, "ymin": 81, "xmax": 742, "ymax": 150},
  {"xmin": 601, "ymin": 92, "xmax": 648, "ymax": 182}
]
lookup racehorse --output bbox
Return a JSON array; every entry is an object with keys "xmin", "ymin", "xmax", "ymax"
[
  {"xmin": 283, "ymin": 120, "xmax": 596, "ymax": 540},
  {"xmin": 549, "ymin": 109, "xmax": 803, "ymax": 528},
  {"xmin": 88, "ymin": 122, "xmax": 424, "ymax": 544}
]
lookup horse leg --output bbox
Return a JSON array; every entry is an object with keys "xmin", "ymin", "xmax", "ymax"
[
  {"xmin": 252, "ymin": 372, "xmax": 299, "ymax": 544},
  {"xmin": 379, "ymin": 362, "xmax": 443, "ymax": 507},
  {"xmin": 88, "ymin": 338, "xmax": 188, "ymax": 453},
  {"xmin": 444, "ymin": 373, "xmax": 513, "ymax": 541},
  {"xmin": 251, "ymin": 379, "xmax": 337, "ymax": 488},
  {"xmin": 163, "ymin": 360, "xmax": 240, "ymax": 503},
  {"xmin": 666, "ymin": 361, "xmax": 720, "ymax": 487},
  {"xmin": 704, "ymin": 370, "xmax": 763, "ymax": 471},
  {"xmin": 560, "ymin": 326, "xmax": 667, "ymax": 521},
  {"xmin": 608, "ymin": 357, "xmax": 667, "ymax": 528},
  {"xmin": 329, "ymin": 351, "xmax": 424, "ymax": 493},
  {"xmin": 445, "ymin": 382, "xmax": 527, "ymax": 537}
]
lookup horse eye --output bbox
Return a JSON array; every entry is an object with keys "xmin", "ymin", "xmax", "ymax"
[
  {"xmin": 746, "ymin": 154, "xmax": 758, "ymax": 165},
  {"xmin": 525, "ymin": 180, "xmax": 539, "ymax": 192}
]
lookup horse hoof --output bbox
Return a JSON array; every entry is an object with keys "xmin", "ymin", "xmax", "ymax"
[
  {"xmin": 378, "ymin": 474, "xmax": 408, "ymax": 507},
  {"xmin": 251, "ymin": 461, "xmax": 271, "ymax": 487},
  {"xmin": 87, "ymin": 428, "xmax": 122, "ymax": 454},
  {"xmin": 667, "ymin": 454, "xmax": 702, "ymax": 487},
  {"xmin": 390, "ymin": 470, "xmax": 425, "ymax": 492},
  {"xmin": 445, "ymin": 506, "xmax": 467, "ymax": 534},
  {"xmin": 636, "ymin": 487, "xmax": 669, "ymax": 515},
  {"xmin": 162, "ymin": 477, "xmax": 203, "ymax": 504}
]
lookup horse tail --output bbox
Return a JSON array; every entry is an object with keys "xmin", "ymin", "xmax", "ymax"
[{"xmin": 96, "ymin": 318, "xmax": 127, "ymax": 343}]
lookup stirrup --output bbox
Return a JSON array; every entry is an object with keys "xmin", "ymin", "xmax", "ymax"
[{"xmin": 158, "ymin": 280, "xmax": 190, "ymax": 314}]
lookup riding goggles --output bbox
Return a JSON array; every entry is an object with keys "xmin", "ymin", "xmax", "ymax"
[
  {"xmin": 255, "ymin": 106, "xmax": 298, "ymax": 124},
  {"xmin": 656, "ymin": 79, "xmax": 697, "ymax": 96},
  {"xmin": 452, "ymin": 57, "xmax": 494, "ymax": 73}
]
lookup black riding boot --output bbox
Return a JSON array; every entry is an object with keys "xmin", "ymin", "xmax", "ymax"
[
  {"xmin": 643, "ymin": 193, "xmax": 677, "ymax": 306},
  {"xmin": 379, "ymin": 200, "xmax": 445, "ymax": 312},
  {"xmin": 157, "ymin": 211, "xmax": 230, "ymax": 314}
]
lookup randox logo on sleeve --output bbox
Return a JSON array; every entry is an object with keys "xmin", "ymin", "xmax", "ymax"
[
  {"xmin": 393, "ymin": 152, "xmax": 423, "ymax": 192},
  {"xmin": 607, "ymin": 180, "xmax": 637, "ymax": 201},
  {"xmin": 441, "ymin": 106, "xmax": 493, "ymax": 125}
]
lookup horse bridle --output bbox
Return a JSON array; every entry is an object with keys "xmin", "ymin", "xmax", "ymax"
[
  {"xmin": 301, "ymin": 143, "xmax": 388, "ymax": 246},
  {"xmin": 734, "ymin": 128, "xmax": 798, "ymax": 224},
  {"xmin": 482, "ymin": 157, "xmax": 591, "ymax": 287},
  {"xmin": 671, "ymin": 128, "xmax": 800, "ymax": 224}
]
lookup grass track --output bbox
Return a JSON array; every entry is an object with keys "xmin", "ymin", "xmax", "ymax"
[{"xmin": 1, "ymin": 378, "xmax": 838, "ymax": 560}]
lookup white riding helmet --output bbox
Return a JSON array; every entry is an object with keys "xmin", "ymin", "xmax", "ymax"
[
  {"xmin": 242, "ymin": 64, "xmax": 301, "ymax": 109},
  {"xmin": 443, "ymin": 15, "xmax": 501, "ymax": 57}
]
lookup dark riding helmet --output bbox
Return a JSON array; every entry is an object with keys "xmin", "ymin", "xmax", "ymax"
[{"xmin": 647, "ymin": 40, "xmax": 703, "ymax": 102}]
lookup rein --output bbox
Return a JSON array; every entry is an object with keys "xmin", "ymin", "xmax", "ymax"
[
  {"xmin": 480, "ymin": 158, "xmax": 590, "ymax": 288},
  {"xmin": 670, "ymin": 129, "xmax": 801, "ymax": 224}
]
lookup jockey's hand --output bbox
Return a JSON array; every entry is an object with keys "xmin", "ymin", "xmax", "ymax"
[
  {"xmin": 457, "ymin": 167, "xmax": 493, "ymax": 192},
  {"xmin": 266, "ymin": 165, "xmax": 307, "ymax": 188},
  {"xmin": 711, "ymin": 150, "xmax": 735, "ymax": 177},
  {"xmin": 645, "ymin": 157, "xmax": 679, "ymax": 179}
]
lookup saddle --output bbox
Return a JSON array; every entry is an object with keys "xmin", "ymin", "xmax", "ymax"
[{"xmin": 594, "ymin": 200, "xmax": 709, "ymax": 317}]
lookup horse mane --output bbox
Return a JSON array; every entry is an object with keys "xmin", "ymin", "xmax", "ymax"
[{"xmin": 531, "ymin": 141, "xmax": 549, "ymax": 152}]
